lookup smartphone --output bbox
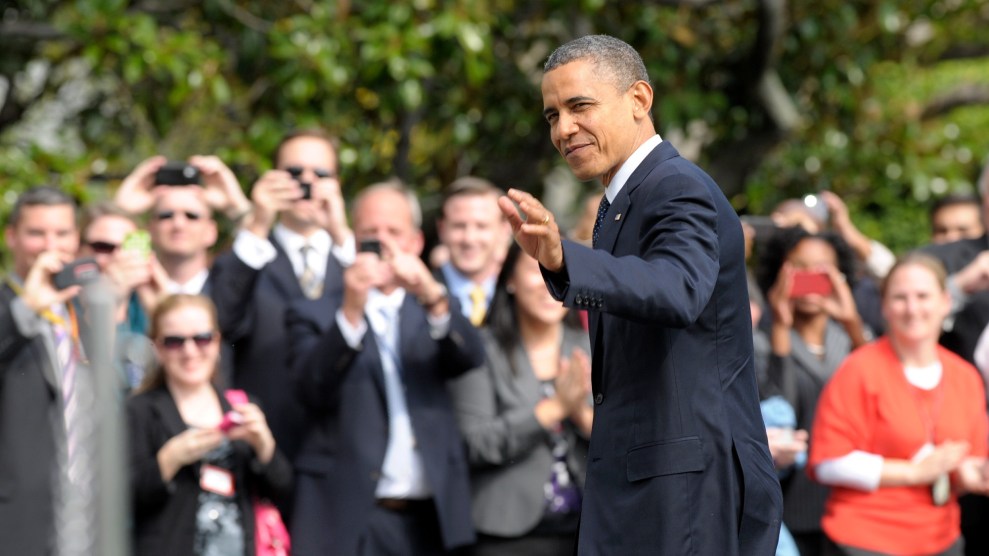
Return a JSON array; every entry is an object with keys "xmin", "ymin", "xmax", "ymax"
[
  {"xmin": 739, "ymin": 215, "xmax": 779, "ymax": 242},
  {"xmin": 122, "ymin": 230, "xmax": 151, "ymax": 258},
  {"xmin": 219, "ymin": 390, "xmax": 249, "ymax": 433},
  {"xmin": 154, "ymin": 161, "xmax": 201, "ymax": 186},
  {"xmin": 802, "ymin": 193, "xmax": 829, "ymax": 223},
  {"xmin": 358, "ymin": 238, "xmax": 382, "ymax": 256},
  {"xmin": 789, "ymin": 270, "xmax": 832, "ymax": 298},
  {"xmin": 52, "ymin": 257, "xmax": 101, "ymax": 290},
  {"xmin": 285, "ymin": 166, "xmax": 312, "ymax": 200}
]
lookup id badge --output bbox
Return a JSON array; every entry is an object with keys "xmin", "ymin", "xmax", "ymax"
[{"xmin": 200, "ymin": 464, "xmax": 235, "ymax": 497}]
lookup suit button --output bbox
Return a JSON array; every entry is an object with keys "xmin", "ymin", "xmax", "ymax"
[
  {"xmin": 594, "ymin": 393, "xmax": 604, "ymax": 405},
  {"xmin": 575, "ymin": 295, "xmax": 583, "ymax": 305}
]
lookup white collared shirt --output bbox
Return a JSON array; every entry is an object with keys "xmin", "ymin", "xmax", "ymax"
[
  {"xmin": 604, "ymin": 134, "xmax": 664, "ymax": 204},
  {"xmin": 164, "ymin": 269, "xmax": 210, "ymax": 295}
]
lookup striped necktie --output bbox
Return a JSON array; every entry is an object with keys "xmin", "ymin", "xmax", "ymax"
[
  {"xmin": 52, "ymin": 303, "xmax": 80, "ymax": 479},
  {"xmin": 299, "ymin": 243, "xmax": 323, "ymax": 299},
  {"xmin": 592, "ymin": 196, "xmax": 611, "ymax": 248}
]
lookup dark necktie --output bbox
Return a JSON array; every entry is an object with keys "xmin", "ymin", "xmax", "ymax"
[{"xmin": 592, "ymin": 196, "xmax": 611, "ymax": 248}]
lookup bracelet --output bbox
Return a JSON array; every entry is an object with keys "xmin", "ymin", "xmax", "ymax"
[{"xmin": 419, "ymin": 283, "xmax": 448, "ymax": 309}]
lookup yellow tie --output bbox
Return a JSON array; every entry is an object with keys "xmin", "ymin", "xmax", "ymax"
[{"xmin": 469, "ymin": 285, "xmax": 487, "ymax": 327}]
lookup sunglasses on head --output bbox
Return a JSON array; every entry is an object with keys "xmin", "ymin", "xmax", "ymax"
[
  {"xmin": 87, "ymin": 241, "xmax": 119, "ymax": 254},
  {"xmin": 284, "ymin": 165, "xmax": 335, "ymax": 179},
  {"xmin": 154, "ymin": 210, "xmax": 202, "ymax": 222},
  {"xmin": 159, "ymin": 332, "xmax": 216, "ymax": 350}
]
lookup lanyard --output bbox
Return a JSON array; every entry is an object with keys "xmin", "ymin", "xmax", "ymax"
[{"xmin": 4, "ymin": 276, "xmax": 82, "ymax": 354}]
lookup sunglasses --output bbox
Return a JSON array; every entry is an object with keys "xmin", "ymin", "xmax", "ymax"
[
  {"xmin": 159, "ymin": 332, "xmax": 216, "ymax": 350},
  {"xmin": 154, "ymin": 210, "xmax": 203, "ymax": 221},
  {"xmin": 87, "ymin": 241, "xmax": 119, "ymax": 254},
  {"xmin": 284, "ymin": 165, "xmax": 336, "ymax": 179}
]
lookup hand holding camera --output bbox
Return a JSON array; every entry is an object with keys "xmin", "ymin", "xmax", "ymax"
[
  {"xmin": 220, "ymin": 390, "xmax": 276, "ymax": 465},
  {"xmin": 21, "ymin": 251, "xmax": 87, "ymax": 314}
]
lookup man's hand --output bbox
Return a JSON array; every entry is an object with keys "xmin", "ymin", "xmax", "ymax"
[
  {"xmin": 954, "ymin": 251, "xmax": 989, "ymax": 295},
  {"xmin": 341, "ymin": 253, "xmax": 386, "ymax": 326},
  {"xmin": 190, "ymin": 155, "xmax": 252, "ymax": 219},
  {"xmin": 312, "ymin": 176, "xmax": 351, "ymax": 247},
  {"xmin": 21, "ymin": 252, "xmax": 81, "ymax": 314},
  {"xmin": 104, "ymin": 248, "xmax": 153, "ymax": 304},
  {"xmin": 114, "ymin": 156, "xmax": 167, "ymax": 215},
  {"xmin": 498, "ymin": 189, "xmax": 564, "ymax": 272},
  {"xmin": 243, "ymin": 170, "xmax": 300, "ymax": 238}
]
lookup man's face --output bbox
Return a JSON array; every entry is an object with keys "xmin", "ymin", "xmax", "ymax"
[
  {"xmin": 80, "ymin": 215, "xmax": 138, "ymax": 270},
  {"xmin": 353, "ymin": 189, "xmax": 423, "ymax": 259},
  {"xmin": 276, "ymin": 136, "xmax": 339, "ymax": 229},
  {"xmin": 438, "ymin": 193, "xmax": 507, "ymax": 280},
  {"xmin": 4, "ymin": 204, "xmax": 79, "ymax": 279},
  {"xmin": 148, "ymin": 188, "xmax": 216, "ymax": 259},
  {"xmin": 542, "ymin": 59, "xmax": 644, "ymax": 185},
  {"xmin": 931, "ymin": 203, "xmax": 984, "ymax": 244}
]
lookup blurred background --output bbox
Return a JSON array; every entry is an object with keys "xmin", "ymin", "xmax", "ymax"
[{"xmin": 2, "ymin": 0, "xmax": 988, "ymax": 256}]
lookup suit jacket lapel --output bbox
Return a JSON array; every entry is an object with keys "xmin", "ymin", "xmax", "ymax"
[
  {"xmin": 269, "ymin": 236, "xmax": 305, "ymax": 300},
  {"xmin": 150, "ymin": 387, "xmax": 190, "ymax": 438}
]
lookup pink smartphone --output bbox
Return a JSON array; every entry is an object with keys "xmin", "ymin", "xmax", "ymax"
[
  {"xmin": 789, "ymin": 270, "xmax": 832, "ymax": 298},
  {"xmin": 219, "ymin": 389, "xmax": 249, "ymax": 433}
]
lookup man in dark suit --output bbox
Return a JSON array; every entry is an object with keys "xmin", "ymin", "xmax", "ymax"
[
  {"xmin": 0, "ymin": 187, "xmax": 85, "ymax": 555},
  {"xmin": 498, "ymin": 35, "xmax": 782, "ymax": 555},
  {"xmin": 210, "ymin": 129, "xmax": 353, "ymax": 462},
  {"xmin": 286, "ymin": 180, "xmax": 484, "ymax": 555}
]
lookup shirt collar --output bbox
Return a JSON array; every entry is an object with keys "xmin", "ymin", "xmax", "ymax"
[
  {"xmin": 273, "ymin": 223, "xmax": 331, "ymax": 256},
  {"xmin": 604, "ymin": 134, "xmax": 663, "ymax": 204},
  {"xmin": 165, "ymin": 268, "xmax": 210, "ymax": 295},
  {"xmin": 440, "ymin": 263, "xmax": 494, "ymax": 299}
]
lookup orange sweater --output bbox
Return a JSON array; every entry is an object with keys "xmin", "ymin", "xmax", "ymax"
[{"xmin": 809, "ymin": 338, "xmax": 988, "ymax": 555}]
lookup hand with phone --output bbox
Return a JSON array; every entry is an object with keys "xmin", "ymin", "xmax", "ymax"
[
  {"xmin": 104, "ymin": 230, "xmax": 154, "ymax": 304},
  {"xmin": 115, "ymin": 156, "xmax": 168, "ymax": 215},
  {"xmin": 188, "ymin": 155, "xmax": 252, "ymax": 221},
  {"xmin": 242, "ymin": 169, "xmax": 300, "ymax": 238},
  {"xmin": 19, "ymin": 251, "xmax": 84, "ymax": 314},
  {"xmin": 220, "ymin": 391, "xmax": 276, "ymax": 465}
]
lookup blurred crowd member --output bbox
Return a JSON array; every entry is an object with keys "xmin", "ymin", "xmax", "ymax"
[
  {"xmin": 79, "ymin": 201, "xmax": 157, "ymax": 389},
  {"xmin": 757, "ymin": 225, "xmax": 868, "ymax": 556},
  {"xmin": 568, "ymin": 192, "xmax": 604, "ymax": 247},
  {"xmin": 0, "ymin": 187, "xmax": 85, "ymax": 554},
  {"xmin": 923, "ymin": 161, "xmax": 989, "ymax": 555},
  {"xmin": 809, "ymin": 255, "xmax": 989, "ymax": 556},
  {"xmin": 930, "ymin": 194, "xmax": 984, "ymax": 245},
  {"xmin": 436, "ymin": 177, "xmax": 511, "ymax": 326},
  {"xmin": 211, "ymin": 128, "xmax": 353, "ymax": 463},
  {"xmin": 114, "ymin": 155, "xmax": 253, "ymax": 296},
  {"xmin": 286, "ymin": 180, "xmax": 485, "ymax": 555},
  {"xmin": 449, "ymin": 245, "xmax": 592, "ymax": 555},
  {"xmin": 127, "ymin": 294, "xmax": 292, "ymax": 556}
]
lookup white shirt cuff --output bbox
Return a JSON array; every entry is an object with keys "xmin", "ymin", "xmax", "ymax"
[
  {"xmin": 232, "ymin": 229, "xmax": 277, "ymax": 270},
  {"xmin": 10, "ymin": 296, "xmax": 45, "ymax": 337},
  {"xmin": 866, "ymin": 240, "xmax": 896, "ymax": 278},
  {"xmin": 426, "ymin": 311, "xmax": 450, "ymax": 340},
  {"xmin": 335, "ymin": 308, "xmax": 367, "ymax": 349},
  {"xmin": 815, "ymin": 450, "xmax": 884, "ymax": 491},
  {"xmin": 331, "ymin": 233, "xmax": 356, "ymax": 268}
]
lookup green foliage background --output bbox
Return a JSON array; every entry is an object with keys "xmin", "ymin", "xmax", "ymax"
[{"xmin": 2, "ymin": 0, "xmax": 988, "ymax": 258}]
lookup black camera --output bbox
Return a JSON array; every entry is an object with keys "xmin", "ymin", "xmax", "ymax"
[
  {"xmin": 358, "ymin": 238, "xmax": 382, "ymax": 256},
  {"xmin": 286, "ymin": 166, "xmax": 312, "ymax": 200},
  {"xmin": 52, "ymin": 257, "xmax": 101, "ymax": 290},
  {"xmin": 154, "ymin": 161, "xmax": 201, "ymax": 186}
]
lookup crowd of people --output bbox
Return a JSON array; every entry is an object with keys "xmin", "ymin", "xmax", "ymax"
[{"xmin": 3, "ymin": 33, "xmax": 989, "ymax": 556}]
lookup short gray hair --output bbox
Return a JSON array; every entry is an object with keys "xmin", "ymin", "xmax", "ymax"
[
  {"xmin": 353, "ymin": 177, "xmax": 423, "ymax": 229},
  {"xmin": 544, "ymin": 35, "xmax": 650, "ymax": 91},
  {"xmin": 7, "ymin": 186, "xmax": 78, "ymax": 229}
]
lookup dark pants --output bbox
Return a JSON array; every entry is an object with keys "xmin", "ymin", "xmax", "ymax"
[{"xmin": 357, "ymin": 499, "xmax": 447, "ymax": 556}]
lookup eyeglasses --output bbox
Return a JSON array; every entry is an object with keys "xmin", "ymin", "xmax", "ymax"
[
  {"xmin": 154, "ymin": 210, "xmax": 203, "ymax": 222},
  {"xmin": 86, "ymin": 241, "xmax": 119, "ymax": 254},
  {"xmin": 284, "ymin": 166, "xmax": 336, "ymax": 179},
  {"xmin": 159, "ymin": 332, "xmax": 216, "ymax": 350}
]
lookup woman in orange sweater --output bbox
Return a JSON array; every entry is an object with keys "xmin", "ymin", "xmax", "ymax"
[{"xmin": 809, "ymin": 254, "xmax": 989, "ymax": 556}]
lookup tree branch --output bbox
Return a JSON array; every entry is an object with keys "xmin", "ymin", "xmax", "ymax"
[{"xmin": 921, "ymin": 84, "xmax": 989, "ymax": 120}]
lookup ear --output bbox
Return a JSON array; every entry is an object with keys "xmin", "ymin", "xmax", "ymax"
[{"xmin": 629, "ymin": 80, "xmax": 654, "ymax": 122}]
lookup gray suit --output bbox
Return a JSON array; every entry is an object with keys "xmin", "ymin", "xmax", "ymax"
[
  {"xmin": 449, "ymin": 326, "xmax": 590, "ymax": 537},
  {"xmin": 0, "ymin": 281, "xmax": 71, "ymax": 556}
]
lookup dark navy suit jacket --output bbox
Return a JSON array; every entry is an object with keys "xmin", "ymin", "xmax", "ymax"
[
  {"xmin": 285, "ymin": 292, "xmax": 484, "ymax": 555},
  {"xmin": 543, "ymin": 141, "xmax": 783, "ymax": 555}
]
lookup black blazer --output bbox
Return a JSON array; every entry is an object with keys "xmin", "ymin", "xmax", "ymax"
[
  {"xmin": 285, "ymin": 292, "xmax": 484, "ymax": 555},
  {"xmin": 210, "ymin": 237, "xmax": 344, "ymax": 462},
  {"xmin": 127, "ymin": 386, "xmax": 293, "ymax": 556},
  {"xmin": 543, "ymin": 141, "xmax": 783, "ymax": 555},
  {"xmin": 0, "ymin": 282, "xmax": 67, "ymax": 556},
  {"xmin": 923, "ymin": 235, "xmax": 989, "ymax": 365}
]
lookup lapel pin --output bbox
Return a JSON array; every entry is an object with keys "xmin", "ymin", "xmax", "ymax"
[{"xmin": 615, "ymin": 213, "xmax": 622, "ymax": 221}]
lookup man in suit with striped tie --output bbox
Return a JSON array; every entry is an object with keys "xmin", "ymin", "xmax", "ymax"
[{"xmin": 0, "ymin": 186, "xmax": 86, "ymax": 555}]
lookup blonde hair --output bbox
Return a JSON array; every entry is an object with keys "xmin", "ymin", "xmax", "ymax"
[
  {"xmin": 134, "ymin": 294, "xmax": 221, "ymax": 394},
  {"xmin": 880, "ymin": 253, "xmax": 948, "ymax": 299}
]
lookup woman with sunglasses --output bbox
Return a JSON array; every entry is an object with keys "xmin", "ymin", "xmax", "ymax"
[
  {"xmin": 809, "ymin": 254, "xmax": 989, "ymax": 556},
  {"xmin": 127, "ymin": 294, "xmax": 292, "ymax": 556}
]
